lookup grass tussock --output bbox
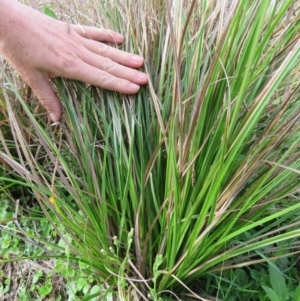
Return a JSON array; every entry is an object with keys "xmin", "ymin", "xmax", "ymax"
[{"xmin": 1, "ymin": 0, "xmax": 300, "ymax": 300}]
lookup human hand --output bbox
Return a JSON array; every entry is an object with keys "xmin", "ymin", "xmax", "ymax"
[{"xmin": 0, "ymin": 1, "xmax": 148, "ymax": 121}]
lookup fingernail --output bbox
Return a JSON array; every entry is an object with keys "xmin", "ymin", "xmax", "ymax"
[
  {"xmin": 138, "ymin": 73, "xmax": 148, "ymax": 82},
  {"xmin": 131, "ymin": 55, "xmax": 144, "ymax": 64},
  {"xmin": 50, "ymin": 112, "xmax": 59, "ymax": 122},
  {"xmin": 129, "ymin": 83, "xmax": 140, "ymax": 92},
  {"xmin": 116, "ymin": 34, "xmax": 123, "ymax": 43}
]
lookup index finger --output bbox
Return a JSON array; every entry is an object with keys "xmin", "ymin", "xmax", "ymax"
[
  {"xmin": 81, "ymin": 38, "xmax": 145, "ymax": 68},
  {"xmin": 73, "ymin": 25, "xmax": 124, "ymax": 43}
]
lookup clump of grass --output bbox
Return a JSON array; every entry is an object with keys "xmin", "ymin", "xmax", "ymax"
[{"xmin": 1, "ymin": 0, "xmax": 300, "ymax": 300}]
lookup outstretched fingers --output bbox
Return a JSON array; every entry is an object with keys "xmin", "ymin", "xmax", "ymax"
[
  {"xmin": 79, "ymin": 35, "xmax": 145, "ymax": 69},
  {"xmin": 70, "ymin": 61, "xmax": 142, "ymax": 94},
  {"xmin": 80, "ymin": 50, "xmax": 148, "ymax": 85}
]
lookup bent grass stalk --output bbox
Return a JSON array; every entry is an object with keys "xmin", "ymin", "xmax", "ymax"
[{"xmin": 1, "ymin": 0, "xmax": 300, "ymax": 299}]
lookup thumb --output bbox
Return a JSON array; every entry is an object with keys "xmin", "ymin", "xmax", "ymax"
[{"xmin": 28, "ymin": 73, "xmax": 62, "ymax": 122}]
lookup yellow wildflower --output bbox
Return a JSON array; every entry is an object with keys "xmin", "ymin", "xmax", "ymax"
[{"xmin": 49, "ymin": 196, "xmax": 56, "ymax": 204}]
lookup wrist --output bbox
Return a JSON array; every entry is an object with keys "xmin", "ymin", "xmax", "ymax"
[{"xmin": 0, "ymin": 1, "xmax": 32, "ymax": 54}]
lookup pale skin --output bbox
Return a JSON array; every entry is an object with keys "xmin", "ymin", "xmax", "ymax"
[{"xmin": 0, "ymin": 0, "xmax": 148, "ymax": 121}]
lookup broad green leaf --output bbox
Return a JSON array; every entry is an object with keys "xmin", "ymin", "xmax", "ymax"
[
  {"xmin": 83, "ymin": 283, "xmax": 90, "ymax": 295},
  {"xmin": 77, "ymin": 278, "xmax": 88, "ymax": 292},
  {"xmin": 32, "ymin": 270, "xmax": 43, "ymax": 284},
  {"xmin": 43, "ymin": 7, "xmax": 58, "ymax": 19},
  {"xmin": 269, "ymin": 263, "xmax": 288, "ymax": 301},
  {"xmin": 262, "ymin": 286, "xmax": 281, "ymax": 301},
  {"xmin": 37, "ymin": 279, "xmax": 52, "ymax": 296},
  {"xmin": 90, "ymin": 285, "xmax": 100, "ymax": 301},
  {"xmin": 292, "ymin": 284, "xmax": 300, "ymax": 301},
  {"xmin": 234, "ymin": 268, "xmax": 248, "ymax": 287}
]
